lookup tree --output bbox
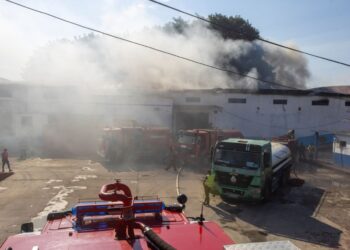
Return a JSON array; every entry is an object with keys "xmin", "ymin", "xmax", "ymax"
[
  {"xmin": 163, "ymin": 17, "xmax": 189, "ymax": 34},
  {"xmin": 208, "ymin": 14, "xmax": 260, "ymax": 41}
]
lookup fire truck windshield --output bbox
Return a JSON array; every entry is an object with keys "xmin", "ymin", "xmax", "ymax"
[
  {"xmin": 177, "ymin": 134, "xmax": 196, "ymax": 144},
  {"xmin": 214, "ymin": 149, "xmax": 260, "ymax": 169}
]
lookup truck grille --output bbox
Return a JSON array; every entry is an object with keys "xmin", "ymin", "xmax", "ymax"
[{"xmin": 216, "ymin": 171, "xmax": 253, "ymax": 189}]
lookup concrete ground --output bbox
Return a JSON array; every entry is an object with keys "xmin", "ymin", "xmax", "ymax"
[{"xmin": 0, "ymin": 157, "xmax": 349, "ymax": 249}]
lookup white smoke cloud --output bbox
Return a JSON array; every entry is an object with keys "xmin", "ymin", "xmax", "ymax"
[
  {"xmin": 22, "ymin": 22, "xmax": 266, "ymax": 90},
  {"xmin": 1, "ymin": 0, "xmax": 310, "ymax": 90}
]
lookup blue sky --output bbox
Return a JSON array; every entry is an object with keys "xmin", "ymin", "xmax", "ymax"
[{"xmin": 0, "ymin": 0, "xmax": 349, "ymax": 87}]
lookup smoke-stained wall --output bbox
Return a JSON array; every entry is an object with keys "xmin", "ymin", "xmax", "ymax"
[
  {"xmin": 0, "ymin": 82, "xmax": 173, "ymax": 156},
  {"xmin": 1, "ymin": 80, "xmax": 349, "ymax": 156}
]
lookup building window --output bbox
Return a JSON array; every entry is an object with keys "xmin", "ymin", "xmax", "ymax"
[
  {"xmin": 312, "ymin": 99, "xmax": 329, "ymax": 106},
  {"xmin": 345, "ymin": 101, "xmax": 350, "ymax": 106},
  {"xmin": 185, "ymin": 97, "xmax": 200, "ymax": 103},
  {"xmin": 21, "ymin": 116, "xmax": 33, "ymax": 128},
  {"xmin": 228, "ymin": 98, "xmax": 246, "ymax": 103},
  {"xmin": 273, "ymin": 99, "xmax": 287, "ymax": 105}
]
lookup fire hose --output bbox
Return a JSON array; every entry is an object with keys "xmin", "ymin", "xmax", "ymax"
[
  {"xmin": 176, "ymin": 165, "xmax": 184, "ymax": 196},
  {"xmin": 135, "ymin": 222, "xmax": 176, "ymax": 250}
]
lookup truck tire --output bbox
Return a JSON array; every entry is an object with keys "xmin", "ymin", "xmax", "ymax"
[
  {"xmin": 262, "ymin": 180, "xmax": 272, "ymax": 202},
  {"xmin": 281, "ymin": 168, "xmax": 291, "ymax": 187}
]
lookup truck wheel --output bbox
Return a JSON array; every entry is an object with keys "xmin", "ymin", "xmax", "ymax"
[
  {"xmin": 281, "ymin": 168, "xmax": 291, "ymax": 187},
  {"xmin": 262, "ymin": 180, "xmax": 272, "ymax": 201}
]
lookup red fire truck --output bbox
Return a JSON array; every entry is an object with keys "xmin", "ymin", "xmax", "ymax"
[
  {"xmin": 0, "ymin": 180, "xmax": 235, "ymax": 250},
  {"xmin": 99, "ymin": 127, "xmax": 172, "ymax": 162},
  {"xmin": 176, "ymin": 129, "xmax": 244, "ymax": 167}
]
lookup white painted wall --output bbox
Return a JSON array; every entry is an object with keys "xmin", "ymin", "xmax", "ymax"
[
  {"xmin": 93, "ymin": 94, "xmax": 173, "ymax": 128},
  {"xmin": 171, "ymin": 91, "xmax": 350, "ymax": 138},
  {"xmin": 333, "ymin": 135, "xmax": 350, "ymax": 155},
  {"xmin": 1, "ymin": 83, "xmax": 350, "ymax": 149}
]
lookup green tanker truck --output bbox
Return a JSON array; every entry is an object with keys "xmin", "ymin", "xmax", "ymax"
[{"xmin": 211, "ymin": 138, "xmax": 293, "ymax": 201}]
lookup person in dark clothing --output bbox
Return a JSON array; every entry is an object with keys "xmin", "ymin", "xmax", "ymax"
[{"xmin": 2, "ymin": 148, "xmax": 12, "ymax": 172}]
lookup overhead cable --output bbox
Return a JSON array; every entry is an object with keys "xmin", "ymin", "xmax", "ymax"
[
  {"xmin": 148, "ymin": 0, "xmax": 350, "ymax": 68},
  {"xmin": 5, "ymin": 0, "xmax": 299, "ymax": 90}
]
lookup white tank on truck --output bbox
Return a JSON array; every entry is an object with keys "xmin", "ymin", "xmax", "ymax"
[{"xmin": 271, "ymin": 142, "xmax": 292, "ymax": 170}]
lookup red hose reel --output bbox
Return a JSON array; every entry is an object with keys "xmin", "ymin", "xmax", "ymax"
[{"xmin": 99, "ymin": 180, "xmax": 133, "ymax": 206}]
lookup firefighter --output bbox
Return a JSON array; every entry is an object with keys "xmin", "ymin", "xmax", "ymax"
[
  {"xmin": 165, "ymin": 145, "xmax": 177, "ymax": 171},
  {"xmin": 203, "ymin": 170, "xmax": 211, "ymax": 206},
  {"xmin": 2, "ymin": 148, "xmax": 12, "ymax": 172}
]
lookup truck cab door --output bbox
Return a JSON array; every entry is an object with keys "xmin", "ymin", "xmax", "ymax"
[
  {"xmin": 263, "ymin": 152, "xmax": 271, "ymax": 168},
  {"xmin": 262, "ymin": 151, "xmax": 272, "ymax": 179}
]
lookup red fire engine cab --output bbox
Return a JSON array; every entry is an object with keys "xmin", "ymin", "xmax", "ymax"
[
  {"xmin": 176, "ymin": 129, "xmax": 243, "ymax": 167},
  {"xmin": 0, "ymin": 180, "xmax": 234, "ymax": 250}
]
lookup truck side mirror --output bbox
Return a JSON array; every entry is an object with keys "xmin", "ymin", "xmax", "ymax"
[
  {"xmin": 263, "ymin": 152, "xmax": 270, "ymax": 168},
  {"xmin": 21, "ymin": 222, "xmax": 34, "ymax": 233}
]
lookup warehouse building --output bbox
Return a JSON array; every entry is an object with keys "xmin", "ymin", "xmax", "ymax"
[
  {"xmin": 0, "ymin": 78, "xmax": 349, "ymax": 155},
  {"xmin": 333, "ymin": 132, "xmax": 350, "ymax": 168}
]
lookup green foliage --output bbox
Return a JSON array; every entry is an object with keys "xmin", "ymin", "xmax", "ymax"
[
  {"xmin": 208, "ymin": 13, "xmax": 260, "ymax": 41},
  {"xmin": 163, "ymin": 17, "xmax": 189, "ymax": 34}
]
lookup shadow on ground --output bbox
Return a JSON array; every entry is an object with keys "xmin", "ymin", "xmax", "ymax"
[
  {"xmin": 212, "ymin": 180, "xmax": 341, "ymax": 248},
  {"xmin": 0, "ymin": 172, "xmax": 14, "ymax": 182}
]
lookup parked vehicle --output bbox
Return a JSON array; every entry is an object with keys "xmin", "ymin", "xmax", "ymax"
[
  {"xmin": 176, "ymin": 129, "xmax": 243, "ymax": 168},
  {"xmin": 0, "ymin": 180, "xmax": 235, "ymax": 250},
  {"xmin": 211, "ymin": 138, "xmax": 292, "ymax": 201},
  {"xmin": 99, "ymin": 127, "xmax": 172, "ymax": 162}
]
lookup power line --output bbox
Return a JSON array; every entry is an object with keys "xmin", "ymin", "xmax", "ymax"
[
  {"xmin": 148, "ymin": 0, "xmax": 350, "ymax": 68},
  {"xmin": 5, "ymin": 0, "xmax": 299, "ymax": 90}
]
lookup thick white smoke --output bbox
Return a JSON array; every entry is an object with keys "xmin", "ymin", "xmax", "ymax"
[{"xmin": 22, "ymin": 20, "xmax": 309, "ymax": 90}]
